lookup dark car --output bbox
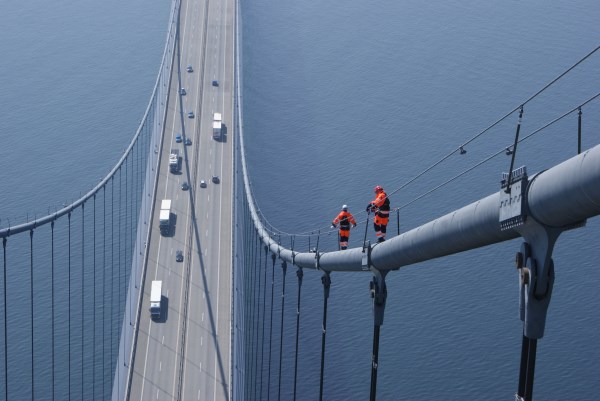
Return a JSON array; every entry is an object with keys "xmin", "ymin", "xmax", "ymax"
[
  {"xmin": 187, "ymin": 65, "xmax": 193, "ymax": 72},
  {"xmin": 180, "ymin": 88, "xmax": 186, "ymax": 95},
  {"xmin": 176, "ymin": 250, "xmax": 183, "ymax": 262},
  {"xmin": 212, "ymin": 175, "xmax": 220, "ymax": 184},
  {"xmin": 212, "ymin": 80, "xmax": 219, "ymax": 87},
  {"xmin": 185, "ymin": 138, "xmax": 192, "ymax": 146},
  {"xmin": 175, "ymin": 134, "xmax": 182, "ymax": 143},
  {"xmin": 181, "ymin": 182, "xmax": 189, "ymax": 191},
  {"xmin": 188, "ymin": 111, "xmax": 194, "ymax": 118},
  {"xmin": 200, "ymin": 180, "xmax": 207, "ymax": 188}
]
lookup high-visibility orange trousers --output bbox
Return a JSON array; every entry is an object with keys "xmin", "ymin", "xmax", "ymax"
[
  {"xmin": 373, "ymin": 215, "xmax": 389, "ymax": 240},
  {"xmin": 339, "ymin": 229, "xmax": 350, "ymax": 249}
]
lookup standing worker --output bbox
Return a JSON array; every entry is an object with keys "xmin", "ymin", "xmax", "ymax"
[
  {"xmin": 366, "ymin": 185, "xmax": 390, "ymax": 242},
  {"xmin": 331, "ymin": 205, "xmax": 357, "ymax": 250}
]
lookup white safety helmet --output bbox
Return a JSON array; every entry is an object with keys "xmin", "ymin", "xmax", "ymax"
[{"xmin": 342, "ymin": 204, "xmax": 348, "ymax": 211}]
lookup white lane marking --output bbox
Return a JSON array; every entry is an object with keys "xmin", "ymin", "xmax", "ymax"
[
  {"xmin": 156, "ymin": 389, "xmax": 159, "ymax": 399},
  {"xmin": 206, "ymin": 230, "xmax": 208, "ymax": 237},
  {"xmin": 159, "ymin": 361, "xmax": 162, "ymax": 372},
  {"xmin": 201, "ymin": 336, "xmax": 203, "ymax": 347},
  {"xmin": 202, "ymin": 312, "xmax": 204, "ymax": 322},
  {"xmin": 162, "ymin": 336, "xmax": 164, "ymax": 345},
  {"xmin": 166, "ymin": 289, "xmax": 169, "ymax": 297}
]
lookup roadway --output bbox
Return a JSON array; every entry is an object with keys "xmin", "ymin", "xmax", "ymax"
[{"xmin": 128, "ymin": 0, "xmax": 235, "ymax": 399}]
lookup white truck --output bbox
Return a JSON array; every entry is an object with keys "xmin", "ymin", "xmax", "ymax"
[
  {"xmin": 169, "ymin": 148, "xmax": 180, "ymax": 173},
  {"xmin": 150, "ymin": 280, "xmax": 162, "ymax": 319},
  {"xmin": 159, "ymin": 199, "xmax": 172, "ymax": 235},
  {"xmin": 212, "ymin": 112, "xmax": 222, "ymax": 140}
]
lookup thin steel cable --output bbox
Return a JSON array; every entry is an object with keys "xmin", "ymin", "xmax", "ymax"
[
  {"xmin": 277, "ymin": 261, "xmax": 287, "ymax": 401},
  {"xmin": 51, "ymin": 221, "xmax": 55, "ymax": 401},
  {"xmin": 30, "ymin": 229, "xmax": 34, "ymax": 400},
  {"xmin": 81, "ymin": 204, "xmax": 85, "ymax": 399},
  {"xmin": 102, "ymin": 186, "xmax": 106, "ymax": 400},
  {"xmin": 266, "ymin": 254, "xmax": 275, "ymax": 401},
  {"xmin": 3, "ymin": 237, "xmax": 7, "ymax": 401},
  {"xmin": 292, "ymin": 267, "xmax": 303, "ymax": 401},
  {"xmin": 319, "ymin": 272, "xmax": 331, "ymax": 401},
  {"xmin": 68, "ymin": 211, "xmax": 72, "ymax": 401},
  {"xmin": 92, "ymin": 195, "xmax": 96, "ymax": 400},
  {"xmin": 399, "ymin": 91, "xmax": 600, "ymax": 210},
  {"xmin": 251, "ymin": 230, "xmax": 259, "ymax": 400},
  {"xmin": 259, "ymin": 247, "xmax": 268, "ymax": 400},
  {"xmin": 110, "ymin": 177, "xmax": 115, "ymax": 388},
  {"xmin": 253, "ymin": 239, "xmax": 263, "ymax": 401}
]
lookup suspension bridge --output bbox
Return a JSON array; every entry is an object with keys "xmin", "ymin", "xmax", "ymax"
[{"xmin": 1, "ymin": 0, "xmax": 599, "ymax": 400}]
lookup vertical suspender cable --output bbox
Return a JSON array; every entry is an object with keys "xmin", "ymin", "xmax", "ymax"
[
  {"xmin": 111, "ymin": 177, "xmax": 115, "ymax": 386},
  {"xmin": 51, "ymin": 221, "xmax": 55, "ymax": 401},
  {"xmin": 118, "ymin": 168, "xmax": 123, "ymax": 385},
  {"xmin": 243, "ymin": 205, "xmax": 251, "ymax": 401},
  {"xmin": 81, "ymin": 204, "xmax": 85, "ymax": 399},
  {"xmin": 92, "ymin": 195, "xmax": 96, "ymax": 400},
  {"xmin": 248, "ymin": 229, "xmax": 257, "ymax": 400},
  {"xmin": 370, "ymin": 324, "xmax": 381, "ymax": 401},
  {"xmin": 259, "ymin": 246, "xmax": 268, "ymax": 400},
  {"xmin": 292, "ymin": 267, "xmax": 303, "ymax": 401},
  {"xmin": 30, "ymin": 229, "xmax": 34, "ymax": 401},
  {"xmin": 396, "ymin": 209, "xmax": 400, "ymax": 236},
  {"xmin": 266, "ymin": 254, "xmax": 275, "ymax": 401},
  {"xmin": 2, "ymin": 237, "xmax": 7, "ymax": 401},
  {"xmin": 319, "ymin": 272, "xmax": 331, "ymax": 401},
  {"xmin": 68, "ymin": 212, "xmax": 72, "ymax": 401},
  {"xmin": 578, "ymin": 107, "xmax": 582, "ymax": 154},
  {"xmin": 277, "ymin": 261, "xmax": 287, "ymax": 401},
  {"xmin": 102, "ymin": 186, "xmax": 107, "ymax": 400},
  {"xmin": 253, "ymin": 240, "xmax": 263, "ymax": 401}
]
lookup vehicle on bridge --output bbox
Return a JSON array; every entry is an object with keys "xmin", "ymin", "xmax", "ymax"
[
  {"xmin": 159, "ymin": 199, "xmax": 172, "ymax": 235},
  {"xmin": 176, "ymin": 250, "xmax": 183, "ymax": 262},
  {"xmin": 212, "ymin": 112, "xmax": 222, "ymax": 140},
  {"xmin": 186, "ymin": 65, "xmax": 193, "ymax": 73},
  {"xmin": 188, "ymin": 111, "xmax": 194, "ymax": 118},
  {"xmin": 175, "ymin": 134, "xmax": 182, "ymax": 143},
  {"xmin": 150, "ymin": 280, "xmax": 162, "ymax": 320},
  {"xmin": 212, "ymin": 80, "xmax": 219, "ymax": 87},
  {"xmin": 180, "ymin": 88, "xmax": 186, "ymax": 95},
  {"xmin": 169, "ymin": 149, "xmax": 180, "ymax": 173}
]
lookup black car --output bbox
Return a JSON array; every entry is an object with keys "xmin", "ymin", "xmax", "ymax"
[
  {"xmin": 181, "ymin": 182, "xmax": 189, "ymax": 191},
  {"xmin": 212, "ymin": 80, "xmax": 219, "ymax": 87},
  {"xmin": 176, "ymin": 250, "xmax": 183, "ymax": 262},
  {"xmin": 212, "ymin": 175, "xmax": 220, "ymax": 184}
]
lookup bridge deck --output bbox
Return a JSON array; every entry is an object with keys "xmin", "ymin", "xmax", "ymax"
[{"xmin": 128, "ymin": 0, "xmax": 235, "ymax": 399}]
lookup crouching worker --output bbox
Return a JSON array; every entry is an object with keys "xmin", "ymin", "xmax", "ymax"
[{"xmin": 331, "ymin": 205, "xmax": 357, "ymax": 250}]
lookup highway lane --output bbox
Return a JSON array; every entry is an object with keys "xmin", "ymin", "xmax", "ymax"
[{"xmin": 128, "ymin": 0, "xmax": 234, "ymax": 399}]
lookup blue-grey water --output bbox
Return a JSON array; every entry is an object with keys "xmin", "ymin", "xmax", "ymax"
[{"xmin": 2, "ymin": 0, "xmax": 600, "ymax": 400}]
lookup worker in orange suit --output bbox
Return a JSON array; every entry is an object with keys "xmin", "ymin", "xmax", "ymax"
[
  {"xmin": 331, "ymin": 205, "xmax": 357, "ymax": 250},
  {"xmin": 366, "ymin": 185, "xmax": 390, "ymax": 243}
]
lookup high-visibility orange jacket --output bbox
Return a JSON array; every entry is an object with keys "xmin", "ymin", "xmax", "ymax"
[
  {"xmin": 370, "ymin": 191, "xmax": 390, "ymax": 217},
  {"xmin": 332, "ymin": 211, "xmax": 356, "ymax": 231}
]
